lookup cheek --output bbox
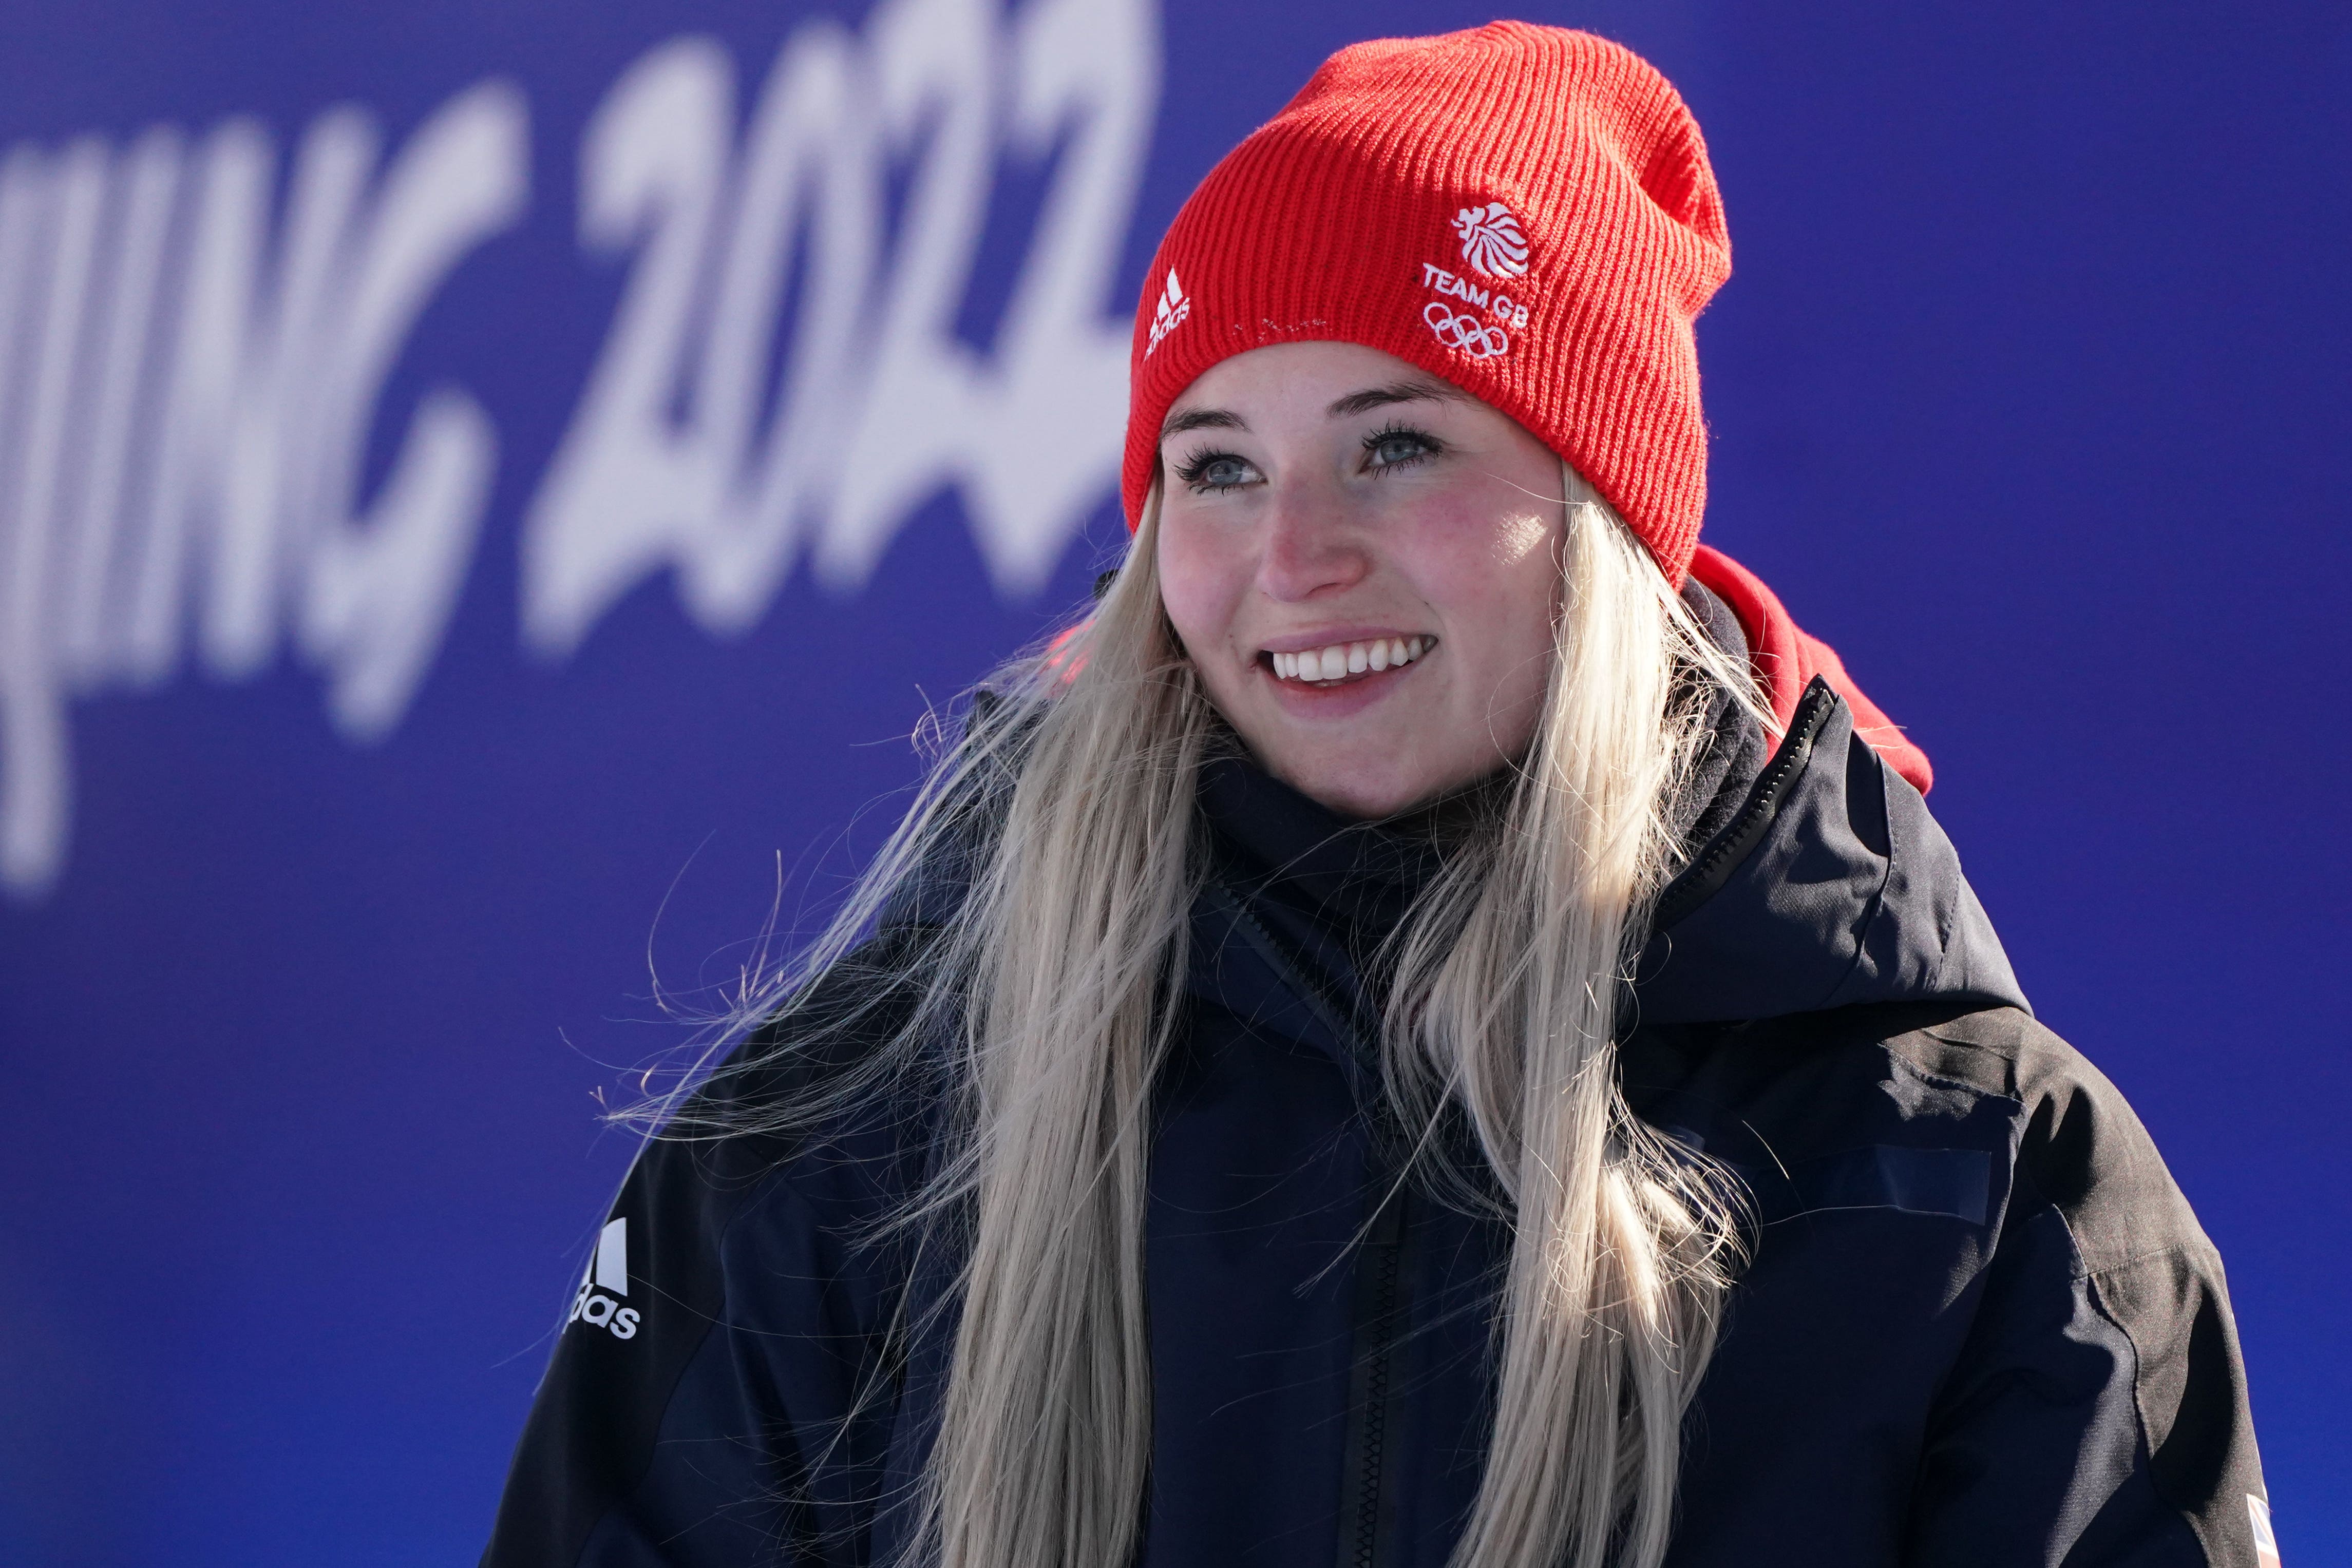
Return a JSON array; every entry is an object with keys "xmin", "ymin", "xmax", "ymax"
[
  {"xmin": 1492, "ymin": 525, "xmax": 1564, "ymax": 654},
  {"xmin": 1489, "ymin": 509, "xmax": 1554, "ymax": 574},
  {"xmin": 1401, "ymin": 506, "xmax": 1561, "ymax": 739},
  {"xmin": 1407, "ymin": 505, "xmax": 1561, "ymax": 642},
  {"xmin": 1466, "ymin": 558, "xmax": 1561, "ymax": 755},
  {"xmin": 1153, "ymin": 514, "xmax": 1247, "ymax": 656}
]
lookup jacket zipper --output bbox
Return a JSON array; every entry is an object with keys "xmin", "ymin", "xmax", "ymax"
[
  {"xmin": 1652, "ymin": 677, "xmax": 1839, "ymax": 932},
  {"xmin": 1336, "ymin": 1179, "xmax": 1408, "ymax": 1568},
  {"xmin": 1211, "ymin": 886, "xmax": 1414, "ymax": 1568}
]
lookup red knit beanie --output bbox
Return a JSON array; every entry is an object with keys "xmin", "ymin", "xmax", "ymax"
[{"xmin": 1123, "ymin": 23, "xmax": 1729, "ymax": 584}]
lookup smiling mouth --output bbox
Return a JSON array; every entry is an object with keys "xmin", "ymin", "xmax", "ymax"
[{"xmin": 1263, "ymin": 636, "xmax": 1433, "ymax": 685}]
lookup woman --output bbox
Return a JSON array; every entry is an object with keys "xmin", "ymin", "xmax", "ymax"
[{"xmin": 486, "ymin": 24, "xmax": 2270, "ymax": 1568}]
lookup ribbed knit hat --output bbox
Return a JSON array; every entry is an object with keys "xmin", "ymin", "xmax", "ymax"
[{"xmin": 1124, "ymin": 23, "xmax": 1730, "ymax": 584}]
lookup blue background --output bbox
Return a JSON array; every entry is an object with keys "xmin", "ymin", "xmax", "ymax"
[{"xmin": 0, "ymin": 2, "xmax": 2344, "ymax": 1562}]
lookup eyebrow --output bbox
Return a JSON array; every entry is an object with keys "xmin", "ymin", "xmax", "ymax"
[
  {"xmin": 1160, "ymin": 407, "xmax": 1247, "ymax": 438},
  {"xmin": 1323, "ymin": 379, "xmax": 1468, "ymax": 418},
  {"xmin": 1158, "ymin": 378, "xmax": 1466, "ymax": 442}
]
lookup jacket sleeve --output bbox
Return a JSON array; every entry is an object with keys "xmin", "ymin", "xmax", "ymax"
[
  {"xmin": 1903, "ymin": 1026, "xmax": 2276, "ymax": 1568},
  {"xmin": 482, "ymin": 949, "xmax": 932, "ymax": 1568}
]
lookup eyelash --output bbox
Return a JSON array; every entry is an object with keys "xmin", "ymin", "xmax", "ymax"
[
  {"xmin": 1170, "ymin": 423, "xmax": 1447, "ymax": 494},
  {"xmin": 1174, "ymin": 448, "xmax": 1248, "ymax": 492},
  {"xmin": 1361, "ymin": 422, "xmax": 1444, "ymax": 472}
]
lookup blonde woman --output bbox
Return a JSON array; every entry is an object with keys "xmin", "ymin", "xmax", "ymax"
[{"xmin": 486, "ymin": 24, "xmax": 2271, "ymax": 1568}]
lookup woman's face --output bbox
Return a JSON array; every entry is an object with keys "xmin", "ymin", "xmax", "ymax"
[{"xmin": 1154, "ymin": 340, "xmax": 1566, "ymax": 819}]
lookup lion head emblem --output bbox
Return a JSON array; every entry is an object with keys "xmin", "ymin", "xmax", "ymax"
[{"xmin": 1452, "ymin": 202, "xmax": 1530, "ymax": 279}]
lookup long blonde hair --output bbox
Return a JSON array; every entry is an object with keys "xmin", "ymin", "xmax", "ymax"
[{"xmin": 653, "ymin": 465, "xmax": 1768, "ymax": 1568}]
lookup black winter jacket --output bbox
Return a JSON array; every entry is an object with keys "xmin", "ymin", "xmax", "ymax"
[{"xmin": 485, "ymin": 658, "xmax": 2272, "ymax": 1567}]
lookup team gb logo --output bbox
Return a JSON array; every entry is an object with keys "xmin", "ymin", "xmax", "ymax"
[{"xmin": 1453, "ymin": 202, "xmax": 1530, "ymax": 279}]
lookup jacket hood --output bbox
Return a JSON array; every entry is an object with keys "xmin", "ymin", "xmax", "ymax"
[
  {"xmin": 1631, "ymin": 675, "xmax": 2027, "ymax": 1025},
  {"xmin": 1634, "ymin": 547, "xmax": 2024, "ymax": 1023},
  {"xmin": 1689, "ymin": 544, "xmax": 1936, "ymax": 796}
]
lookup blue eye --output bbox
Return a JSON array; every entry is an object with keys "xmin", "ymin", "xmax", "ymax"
[
  {"xmin": 1363, "ymin": 424, "xmax": 1443, "ymax": 472},
  {"xmin": 1175, "ymin": 450, "xmax": 1257, "ymax": 493}
]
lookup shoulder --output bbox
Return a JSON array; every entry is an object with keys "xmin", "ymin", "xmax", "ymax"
[
  {"xmin": 1638, "ymin": 1004, "xmax": 2269, "ymax": 1562},
  {"xmin": 1630, "ymin": 1001, "xmax": 2201, "ymax": 1246},
  {"xmin": 532, "ymin": 928, "xmax": 943, "ymax": 1452},
  {"xmin": 484, "ymin": 930, "xmax": 946, "ymax": 1565},
  {"xmin": 636, "ymin": 923, "xmax": 950, "ymax": 1222},
  {"xmin": 553, "ymin": 923, "xmax": 950, "ymax": 1368},
  {"xmin": 1883, "ymin": 1006, "xmax": 2213, "ymax": 1272},
  {"xmin": 1624, "ymin": 1001, "xmax": 2226, "ymax": 1328}
]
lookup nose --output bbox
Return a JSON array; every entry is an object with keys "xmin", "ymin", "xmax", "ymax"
[{"xmin": 1256, "ymin": 475, "xmax": 1369, "ymax": 603}]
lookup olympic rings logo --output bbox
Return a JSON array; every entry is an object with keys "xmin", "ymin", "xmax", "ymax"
[{"xmin": 1423, "ymin": 301, "xmax": 1509, "ymax": 359}]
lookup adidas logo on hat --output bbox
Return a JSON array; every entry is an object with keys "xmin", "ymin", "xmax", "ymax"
[{"xmin": 1144, "ymin": 268, "xmax": 1191, "ymax": 358}]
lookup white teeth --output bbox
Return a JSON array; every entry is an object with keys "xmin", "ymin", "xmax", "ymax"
[{"xmin": 1267, "ymin": 637, "xmax": 1434, "ymax": 682}]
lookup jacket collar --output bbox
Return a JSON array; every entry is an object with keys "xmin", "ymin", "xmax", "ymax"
[{"xmin": 1193, "ymin": 696, "xmax": 2025, "ymax": 1039}]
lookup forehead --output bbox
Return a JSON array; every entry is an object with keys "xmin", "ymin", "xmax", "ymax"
[{"xmin": 1160, "ymin": 341, "xmax": 1477, "ymax": 431}]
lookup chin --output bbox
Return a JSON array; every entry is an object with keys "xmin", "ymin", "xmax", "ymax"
[{"xmin": 1270, "ymin": 755, "xmax": 1434, "ymax": 821}]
